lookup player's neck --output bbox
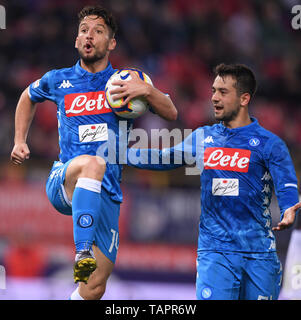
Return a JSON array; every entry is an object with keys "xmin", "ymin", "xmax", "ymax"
[
  {"xmin": 80, "ymin": 58, "xmax": 109, "ymax": 74},
  {"xmin": 223, "ymin": 113, "xmax": 252, "ymax": 129}
]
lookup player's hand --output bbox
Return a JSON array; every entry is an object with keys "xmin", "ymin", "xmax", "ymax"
[
  {"xmin": 10, "ymin": 142, "xmax": 30, "ymax": 165},
  {"xmin": 272, "ymin": 201, "xmax": 301, "ymax": 231},
  {"xmin": 110, "ymin": 70, "xmax": 152, "ymax": 106}
]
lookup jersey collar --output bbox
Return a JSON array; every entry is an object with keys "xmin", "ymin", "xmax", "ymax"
[
  {"xmin": 218, "ymin": 117, "xmax": 259, "ymax": 134},
  {"xmin": 74, "ymin": 60, "xmax": 114, "ymax": 78}
]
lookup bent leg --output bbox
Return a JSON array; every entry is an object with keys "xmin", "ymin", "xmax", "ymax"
[
  {"xmin": 78, "ymin": 245, "xmax": 114, "ymax": 300},
  {"xmin": 64, "ymin": 154, "xmax": 106, "ymax": 201},
  {"xmin": 75, "ymin": 187, "xmax": 120, "ymax": 299},
  {"xmin": 64, "ymin": 155, "xmax": 106, "ymax": 252},
  {"xmin": 63, "ymin": 155, "xmax": 120, "ymax": 299}
]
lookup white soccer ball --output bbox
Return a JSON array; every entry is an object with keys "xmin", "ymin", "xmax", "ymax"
[{"xmin": 105, "ymin": 68, "xmax": 153, "ymax": 119}]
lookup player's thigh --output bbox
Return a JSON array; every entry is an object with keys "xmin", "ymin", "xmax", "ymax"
[
  {"xmin": 64, "ymin": 154, "xmax": 106, "ymax": 201},
  {"xmin": 196, "ymin": 252, "xmax": 241, "ymax": 300},
  {"xmin": 46, "ymin": 160, "xmax": 73, "ymax": 215},
  {"xmin": 241, "ymin": 254, "xmax": 282, "ymax": 300}
]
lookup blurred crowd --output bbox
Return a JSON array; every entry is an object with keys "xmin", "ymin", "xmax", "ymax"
[{"xmin": 0, "ymin": 0, "xmax": 301, "ymax": 186}]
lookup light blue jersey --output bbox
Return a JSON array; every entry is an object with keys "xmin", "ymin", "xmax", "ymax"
[
  {"xmin": 29, "ymin": 61, "xmax": 132, "ymax": 203},
  {"xmin": 128, "ymin": 118, "xmax": 299, "ymax": 254}
]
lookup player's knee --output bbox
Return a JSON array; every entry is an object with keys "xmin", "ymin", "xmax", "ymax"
[{"xmin": 77, "ymin": 155, "xmax": 106, "ymax": 180}]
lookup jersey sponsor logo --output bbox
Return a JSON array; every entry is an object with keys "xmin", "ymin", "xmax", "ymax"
[
  {"xmin": 78, "ymin": 123, "xmax": 108, "ymax": 143},
  {"xmin": 203, "ymin": 136, "xmax": 214, "ymax": 143},
  {"xmin": 212, "ymin": 178, "xmax": 239, "ymax": 196},
  {"xmin": 58, "ymin": 80, "xmax": 74, "ymax": 89},
  {"xmin": 204, "ymin": 147, "xmax": 251, "ymax": 172},
  {"xmin": 64, "ymin": 91, "xmax": 111, "ymax": 117}
]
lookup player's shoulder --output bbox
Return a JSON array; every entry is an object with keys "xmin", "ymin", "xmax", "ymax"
[
  {"xmin": 252, "ymin": 120, "xmax": 284, "ymax": 145},
  {"xmin": 193, "ymin": 123, "xmax": 219, "ymax": 134},
  {"xmin": 45, "ymin": 64, "xmax": 77, "ymax": 79},
  {"xmin": 252, "ymin": 120, "xmax": 290, "ymax": 160}
]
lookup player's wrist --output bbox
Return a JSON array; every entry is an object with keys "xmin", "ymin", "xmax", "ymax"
[
  {"xmin": 14, "ymin": 138, "xmax": 27, "ymax": 145},
  {"xmin": 143, "ymin": 82, "xmax": 153, "ymax": 99}
]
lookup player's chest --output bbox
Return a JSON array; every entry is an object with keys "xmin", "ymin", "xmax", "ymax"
[
  {"xmin": 55, "ymin": 78, "xmax": 112, "ymax": 118},
  {"xmin": 202, "ymin": 133, "xmax": 264, "ymax": 173}
]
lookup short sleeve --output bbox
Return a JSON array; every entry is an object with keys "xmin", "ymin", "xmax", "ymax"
[{"xmin": 28, "ymin": 70, "xmax": 56, "ymax": 103}]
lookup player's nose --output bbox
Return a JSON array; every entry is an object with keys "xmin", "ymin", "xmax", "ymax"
[
  {"xmin": 86, "ymin": 29, "xmax": 94, "ymax": 39},
  {"xmin": 211, "ymin": 92, "xmax": 220, "ymax": 103}
]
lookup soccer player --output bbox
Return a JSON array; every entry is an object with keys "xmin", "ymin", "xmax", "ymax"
[
  {"xmin": 127, "ymin": 63, "xmax": 301, "ymax": 300},
  {"xmin": 10, "ymin": 5, "xmax": 177, "ymax": 300}
]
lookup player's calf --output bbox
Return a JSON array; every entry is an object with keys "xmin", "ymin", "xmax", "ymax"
[{"xmin": 78, "ymin": 278, "xmax": 106, "ymax": 300}]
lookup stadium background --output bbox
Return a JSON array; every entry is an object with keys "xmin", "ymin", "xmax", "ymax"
[{"xmin": 0, "ymin": 0, "xmax": 300, "ymax": 299}]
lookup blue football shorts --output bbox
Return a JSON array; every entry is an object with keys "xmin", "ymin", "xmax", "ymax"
[
  {"xmin": 196, "ymin": 251, "xmax": 282, "ymax": 300},
  {"xmin": 46, "ymin": 160, "xmax": 120, "ymax": 263}
]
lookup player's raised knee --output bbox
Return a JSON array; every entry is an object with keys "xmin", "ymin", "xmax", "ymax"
[{"xmin": 77, "ymin": 155, "xmax": 106, "ymax": 180}]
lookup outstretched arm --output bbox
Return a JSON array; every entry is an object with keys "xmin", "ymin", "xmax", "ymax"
[
  {"xmin": 127, "ymin": 147, "xmax": 184, "ymax": 171},
  {"xmin": 109, "ymin": 70, "xmax": 178, "ymax": 121},
  {"xmin": 10, "ymin": 87, "xmax": 37, "ymax": 164},
  {"xmin": 127, "ymin": 129, "xmax": 203, "ymax": 171}
]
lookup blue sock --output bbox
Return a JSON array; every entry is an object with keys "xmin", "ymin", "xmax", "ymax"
[{"xmin": 72, "ymin": 177, "xmax": 102, "ymax": 252}]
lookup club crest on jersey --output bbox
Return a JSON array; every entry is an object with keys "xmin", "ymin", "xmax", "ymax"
[
  {"xmin": 64, "ymin": 91, "xmax": 111, "ymax": 117},
  {"xmin": 204, "ymin": 147, "xmax": 251, "ymax": 172},
  {"xmin": 249, "ymin": 137, "xmax": 260, "ymax": 147}
]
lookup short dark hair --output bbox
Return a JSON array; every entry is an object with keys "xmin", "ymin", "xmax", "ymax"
[
  {"xmin": 214, "ymin": 63, "xmax": 257, "ymax": 99},
  {"xmin": 78, "ymin": 5, "xmax": 118, "ymax": 37}
]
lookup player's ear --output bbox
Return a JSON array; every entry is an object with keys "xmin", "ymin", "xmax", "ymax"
[
  {"xmin": 240, "ymin": 93, "xmax": 250, "ymax": 107},
  {"xmin": 75, "ymin": 37, "xmax": 79, "ymax": 49},
  {"xmin": 108, "ymin": 37, "xmax": 116, "ymax": 51}
]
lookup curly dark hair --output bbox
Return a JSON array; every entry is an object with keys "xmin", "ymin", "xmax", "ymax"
[{"xmin": 78, "ymin": 5, "xmax": 118, "ymax": 38}]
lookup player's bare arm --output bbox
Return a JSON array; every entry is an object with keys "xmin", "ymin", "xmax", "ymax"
[
  {"xmin": 110, "ymin": 70, "xmax": 178, "ymax": 121},
  {"xmin": 272, "ymin": 201, "xmax": 301, "ymax": 231},
  {"xmin": 10, "ymin": 87, "xmax": 37, "ymax": 165}
]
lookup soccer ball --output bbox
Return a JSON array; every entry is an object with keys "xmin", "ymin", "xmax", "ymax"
[{"xmin": 105, "ymin": 68, "xmax": 153, "ymax": 119}]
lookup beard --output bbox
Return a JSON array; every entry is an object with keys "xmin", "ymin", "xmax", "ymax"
[
  {"xmin": 77, "ymin": 46, "xmax": 108, "ymax": 64},
  {"xmin": 215, "ymin": 105, "xmax": 240, "ymax": 123}
]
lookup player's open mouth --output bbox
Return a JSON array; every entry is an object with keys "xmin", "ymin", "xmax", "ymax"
[
  {"xmin": 84, "ymin": 43, "xmax": 93, "ymax": 53},
  {"xmin": 214, "ymin": 105, "xmax": 223, "ymax": 111}
]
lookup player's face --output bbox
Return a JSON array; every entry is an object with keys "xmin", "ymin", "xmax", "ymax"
[
  {"xmin": 211, "ymin": 75, "xmax": 241, "ymax": 122},
  {"xmin": 75, "ymin": 15, "xmax": 116, "ymax": 64}
]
